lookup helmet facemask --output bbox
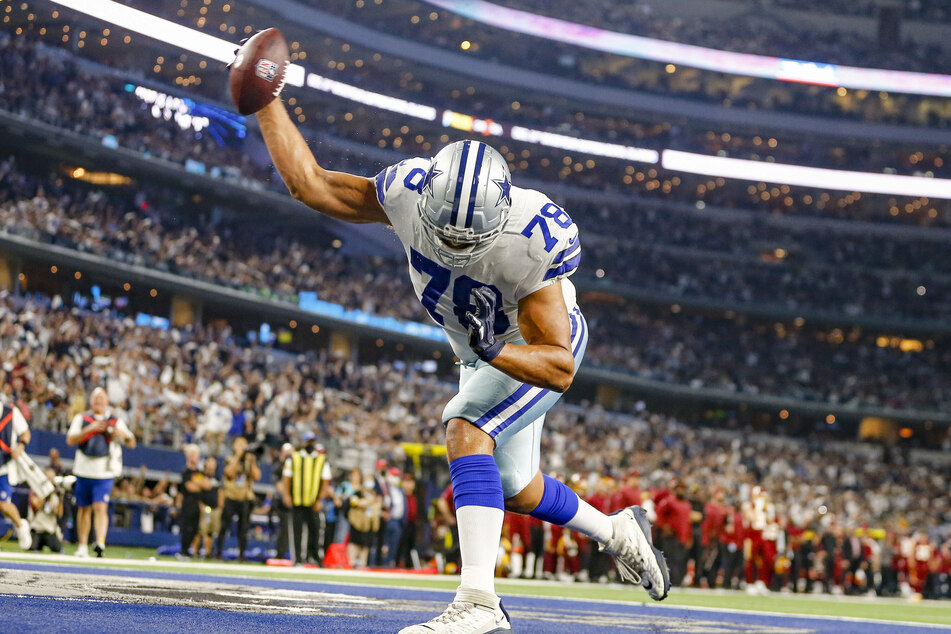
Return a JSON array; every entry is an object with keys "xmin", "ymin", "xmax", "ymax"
[{"xmin": 417, "ymin": 140, "xmax": 512, "ymax": 268}]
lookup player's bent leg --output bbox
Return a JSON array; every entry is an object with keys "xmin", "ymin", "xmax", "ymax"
[
  {"xmin": 399, "ymin": 419, "xmax": 511, "ymax": 634},
  {"xmin": 503, "ymin": 468, "xmax": 670, "ymax": 601},
  {"xmin": 444, "ymin": 419, "xmax": 504, "ymax": 596},
  {"xmin": 503, "ymin": 470, "xmax": 544, "ymax": 514}
]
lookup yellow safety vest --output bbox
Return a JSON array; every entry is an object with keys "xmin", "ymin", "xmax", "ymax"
[{"xmin": 291, "ymin": 450, "xmax": 326, "ymax": 508}]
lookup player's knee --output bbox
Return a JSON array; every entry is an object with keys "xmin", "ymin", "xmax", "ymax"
[
  {"xmin": 445, "ymin": 418, "xmax": 493, "ymax": 461},
  {"xmin": 504, "ymin": 493, "xmax": 538, "ymax": 515},
  {"xmin": 500, "ymin": 467, "xmax": 543, "ymax": 507}
]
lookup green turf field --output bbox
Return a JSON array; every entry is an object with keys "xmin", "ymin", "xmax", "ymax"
[{"xmin": 3, "ymin": 544, "xmax": 950, "ymax": 627}]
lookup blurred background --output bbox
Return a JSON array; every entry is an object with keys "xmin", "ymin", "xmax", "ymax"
[{"xmin": 0, "ymin": 0, "xmax": 949, "ymax": 599}]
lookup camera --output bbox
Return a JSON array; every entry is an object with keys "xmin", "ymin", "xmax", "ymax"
[{"xmin": 53, "ymin": 475, "xmax": 77, "ymax": 492}]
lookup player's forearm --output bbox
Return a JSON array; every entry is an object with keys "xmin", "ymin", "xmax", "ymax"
[
  {"xmin": 256, "ymin": 99, "xmax": 321, "ymax": 203},
  {"xmin": 489, "ymin": 343, "xmax": 575, "ymax": 393},
  {"xmin": 256, "ymin": 101, "xmax": 386, "ymax": 224}
]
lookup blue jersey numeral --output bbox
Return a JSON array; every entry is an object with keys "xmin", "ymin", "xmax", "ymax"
[
  {"xmin": 410, "ymin": 247, "xmax": 450, "ymax": 326},
  {"xmin": 403, "ymin": 167, "xmax": 427, "ymax": 194},
  {"xmin": 451, "ymin": 275, "xmax": 510, "ymax": 334},
  {"xmin": 410, "ymin": 248, "xmax": 510, "ymax": 334},
  {"xmin": 520, "ymin": 203, "xmax": 573, "ymax": 252}
]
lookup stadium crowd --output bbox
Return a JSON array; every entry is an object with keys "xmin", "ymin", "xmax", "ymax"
[
  {"xmin": 2, "ymin": 0, "xmax": 950, "ymax": 608},
  {"xmin": 301, "ymin": 0, "xmax": 951, "ymax": 126},
  {"xmin": 2, "ymin": 293, "xmax": 949, "ymax": 597},
  {"xmin": 2, "ymin": 158, "xmax": 949, "ymax": 410},
  {"xmin": 489, "ymin": 0, "xmax": 948, "ymax": 72},
  {"xmin": 0, "ymin": 35, "xmax": 271, "ymax": 185},
  {"xmin": 5, "ymin": 33, "xmax": 951, "ymax": 233},
  {"xmin": 3, "ymin": 151, "xmax": 950, "ymax": 328}
]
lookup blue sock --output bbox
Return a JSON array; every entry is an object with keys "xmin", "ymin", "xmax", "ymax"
[
  {"xmin": 530, "ymin": 474, "xmax": 613, "ymax": 542},
  {"xmin": 530, "ymin": 474, "xmax": 580, "ymax": 525},
  {"xmin": 449, "ymin": 454, "xmax": 504, "ymax": 510},
  {"xmin": 449, "ymin": 454, "xmax": 505, "ymax": 593}
]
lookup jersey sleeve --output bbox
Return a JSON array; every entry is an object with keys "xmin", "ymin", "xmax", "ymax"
[
  {"xmin": 373, "ymin": 157, "xmax": 432, "ymax": 235},
  {"xmin": 373, "ymin": 162, "xmax": 402, "ymax": 209},
  {"xmin": 515, "ymin": 202, "xmax": 582, "ymax": 299},
  {"xmin": 67, "ymin": 414, "xmax": 83, "ymax": 437}
]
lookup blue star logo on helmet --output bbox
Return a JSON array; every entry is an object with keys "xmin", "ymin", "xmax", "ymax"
[
  {"xmin": 423, "ymin": 164, "xmax": 443, "ymax": 196},
  {"xmin": 493, "ymin": 176, "xmax": 512, "ymax": 207}
]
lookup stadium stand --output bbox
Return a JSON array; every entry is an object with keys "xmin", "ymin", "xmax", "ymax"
[{"xmin": 0, "ymin": 0, "xmax": 948, "ymax": 601}]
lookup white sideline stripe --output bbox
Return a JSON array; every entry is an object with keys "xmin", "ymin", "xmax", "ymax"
[{"xmin": 1, "ymin": 553, "xmax": 948, "ymax": 629}]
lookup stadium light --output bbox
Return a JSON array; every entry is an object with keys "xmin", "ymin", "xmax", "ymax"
[
  {"xmin": 423, "ymin": 0, "xmax": 951, "ymax": 98},
  {"xmin": 48, "ymin": 0, "xmax": 305, "ymax": 86},
  {"xmin": 306, "ymin": 73, "xmax": 437, "ymax": 121},
  {"xmin": 46, "ymin": 0, "xmax": 951, "ymax": 196},
  {"xmin": 662, "ymin": 150, "xmax": 951, "ymax": 199},
  {"xmin": 510, "ymin": 127, "xmax": 659, "ymax": 163}
]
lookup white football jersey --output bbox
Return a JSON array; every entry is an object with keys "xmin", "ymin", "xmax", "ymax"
[{"xmin": 375, "ymin": 157, "xmax": 581, "ymax": 362}]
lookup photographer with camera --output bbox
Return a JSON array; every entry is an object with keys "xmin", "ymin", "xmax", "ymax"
[
  {"xmin": 215, "ymin": 436, "xmax": 260, "ymax": 561},
  {"xmin": 28, "ymin": 468, "xmax": 64, "ymax": 552},
  {"xmin": 66, "ymin": 387, "xmax": 135, "ymax": 558},
  {"xmin": 0, "ymin": 400, "xmax": 33, "ymax": 549}
]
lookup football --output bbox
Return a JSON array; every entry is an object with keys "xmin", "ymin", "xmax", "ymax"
[{"xmin": 228, "ymin": 28, "xmax": 290, "ymax": 115}]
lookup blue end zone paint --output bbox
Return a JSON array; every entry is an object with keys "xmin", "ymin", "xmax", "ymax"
[
  {"xmin": 0, "ymin": 561, "xmax": 943, "ymax": 634},
  {"xmin": 2, "ymin": 596, "xmax": 425, "ymax": 634}
]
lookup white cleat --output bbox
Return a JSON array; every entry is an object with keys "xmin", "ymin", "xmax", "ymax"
[
  {"xmin": 398, "ymin": 587, "xmax": 512, "ymax": 633},
  {"xmin": 599, "ymin": 506, "xmax": 671, "ymax": 600},
  {"xmin": 17, "ymin": 519, "xmax": 32, "ymax": 550},
  {"xmin": 75, "ymin": 544, "xmax": 89, "ymax": 558}
]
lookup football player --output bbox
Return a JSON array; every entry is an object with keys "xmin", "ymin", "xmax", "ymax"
[{"xmin": 253, "ymin": 95, "xmax": 670, "ymax": 632}]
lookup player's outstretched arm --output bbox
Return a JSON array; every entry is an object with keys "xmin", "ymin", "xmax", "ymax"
[
  {"xmin": 256, "ymin": 100, "xmax": 388, "ymax": 224},
  {"xmin": 467, "ymin": 283, "xmax": 574, "ymax": 392}
]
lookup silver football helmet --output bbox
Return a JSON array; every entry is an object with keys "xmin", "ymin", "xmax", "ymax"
[{"xmin": 417, "ymin": 140, "xmax": 513, "ymax": 268}]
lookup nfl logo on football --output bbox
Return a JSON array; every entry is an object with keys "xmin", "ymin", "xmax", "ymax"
[{"xmin": 255, "ymin": 59, "xmax": 279, "ymax": 82}]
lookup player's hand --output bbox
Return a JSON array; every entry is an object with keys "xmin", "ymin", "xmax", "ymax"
[
  {"xmin": 465, "ymin": 287, "xmax": 505, "ymax": 362},
  {"xmin": 11, "ymin": 443, "xmax": 24, "ymax": 460}
]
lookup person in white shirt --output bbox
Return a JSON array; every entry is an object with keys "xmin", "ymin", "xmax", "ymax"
[
  {"xmin": 66, "ymin": 387, "xmax": 136, "ymax": 557},
  {"xmin": 0, "ymin": 401, "xmax": 33, "ymax": 549}
]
